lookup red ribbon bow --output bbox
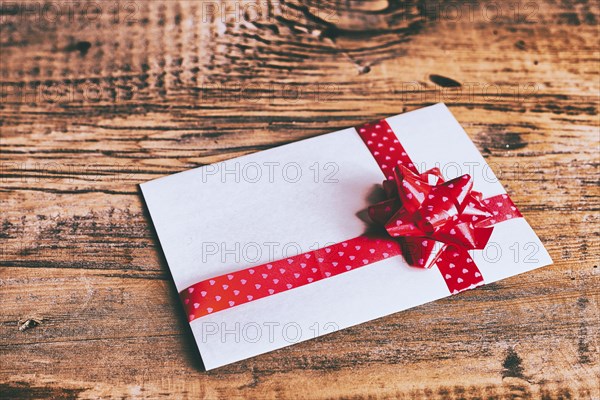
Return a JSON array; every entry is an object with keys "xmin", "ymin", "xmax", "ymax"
[{"xmin": 368, "ymin": 165, "xmax": 496, "ymax": 272}]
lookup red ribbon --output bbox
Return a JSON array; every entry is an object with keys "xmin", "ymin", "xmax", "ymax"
[{"xmin": 180, "ymin": 119, "xmax": 522, "ymax": 321}]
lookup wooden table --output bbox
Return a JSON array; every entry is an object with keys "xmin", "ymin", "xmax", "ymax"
[{"xmin": 1, "ymin": 1, "xmax": 598, "ymax": 398}]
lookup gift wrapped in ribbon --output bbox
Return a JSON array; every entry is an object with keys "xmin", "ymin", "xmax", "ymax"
[{"xmin": 141, "ymin": 104, "xmax": 552, "ymax": 369}]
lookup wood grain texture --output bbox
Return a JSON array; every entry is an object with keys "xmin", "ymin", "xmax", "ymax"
[{"xmin": 1, "ymin": 0, "xmax": 598, "ymax": 398}]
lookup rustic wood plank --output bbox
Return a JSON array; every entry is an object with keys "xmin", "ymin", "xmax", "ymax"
[{"xmin": 1, "ymin": 0, "xmax": 599, "ymax": 398}]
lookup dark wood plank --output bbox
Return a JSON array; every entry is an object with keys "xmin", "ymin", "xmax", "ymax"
[{"xmin": 1, "ymin": 0, "xmax": 598, "ymax": 398}]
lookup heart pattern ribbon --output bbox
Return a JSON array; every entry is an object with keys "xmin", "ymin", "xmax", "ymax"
[{"xmin": 180, "ymin": 119, "xmax": 522, "ymax": 321}]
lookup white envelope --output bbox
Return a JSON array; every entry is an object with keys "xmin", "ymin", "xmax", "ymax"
[{"xmin": 140, "ymin": 103, "xmax": 552, "ymax": 370}]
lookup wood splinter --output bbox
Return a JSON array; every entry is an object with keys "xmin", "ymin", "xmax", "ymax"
[{"xmin": 18, "ymin": 317, "xmax": 44, "ymax": 332}]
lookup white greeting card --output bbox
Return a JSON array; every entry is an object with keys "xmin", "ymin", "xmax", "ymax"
[{"xmin": 140, "ymin": 104, "xmax": 552, "ymax": 370}]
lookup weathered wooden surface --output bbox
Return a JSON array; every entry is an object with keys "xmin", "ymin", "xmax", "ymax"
[{"xmin": 0, "ymin": 0, "xmax": 598, "ymax": 398}]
